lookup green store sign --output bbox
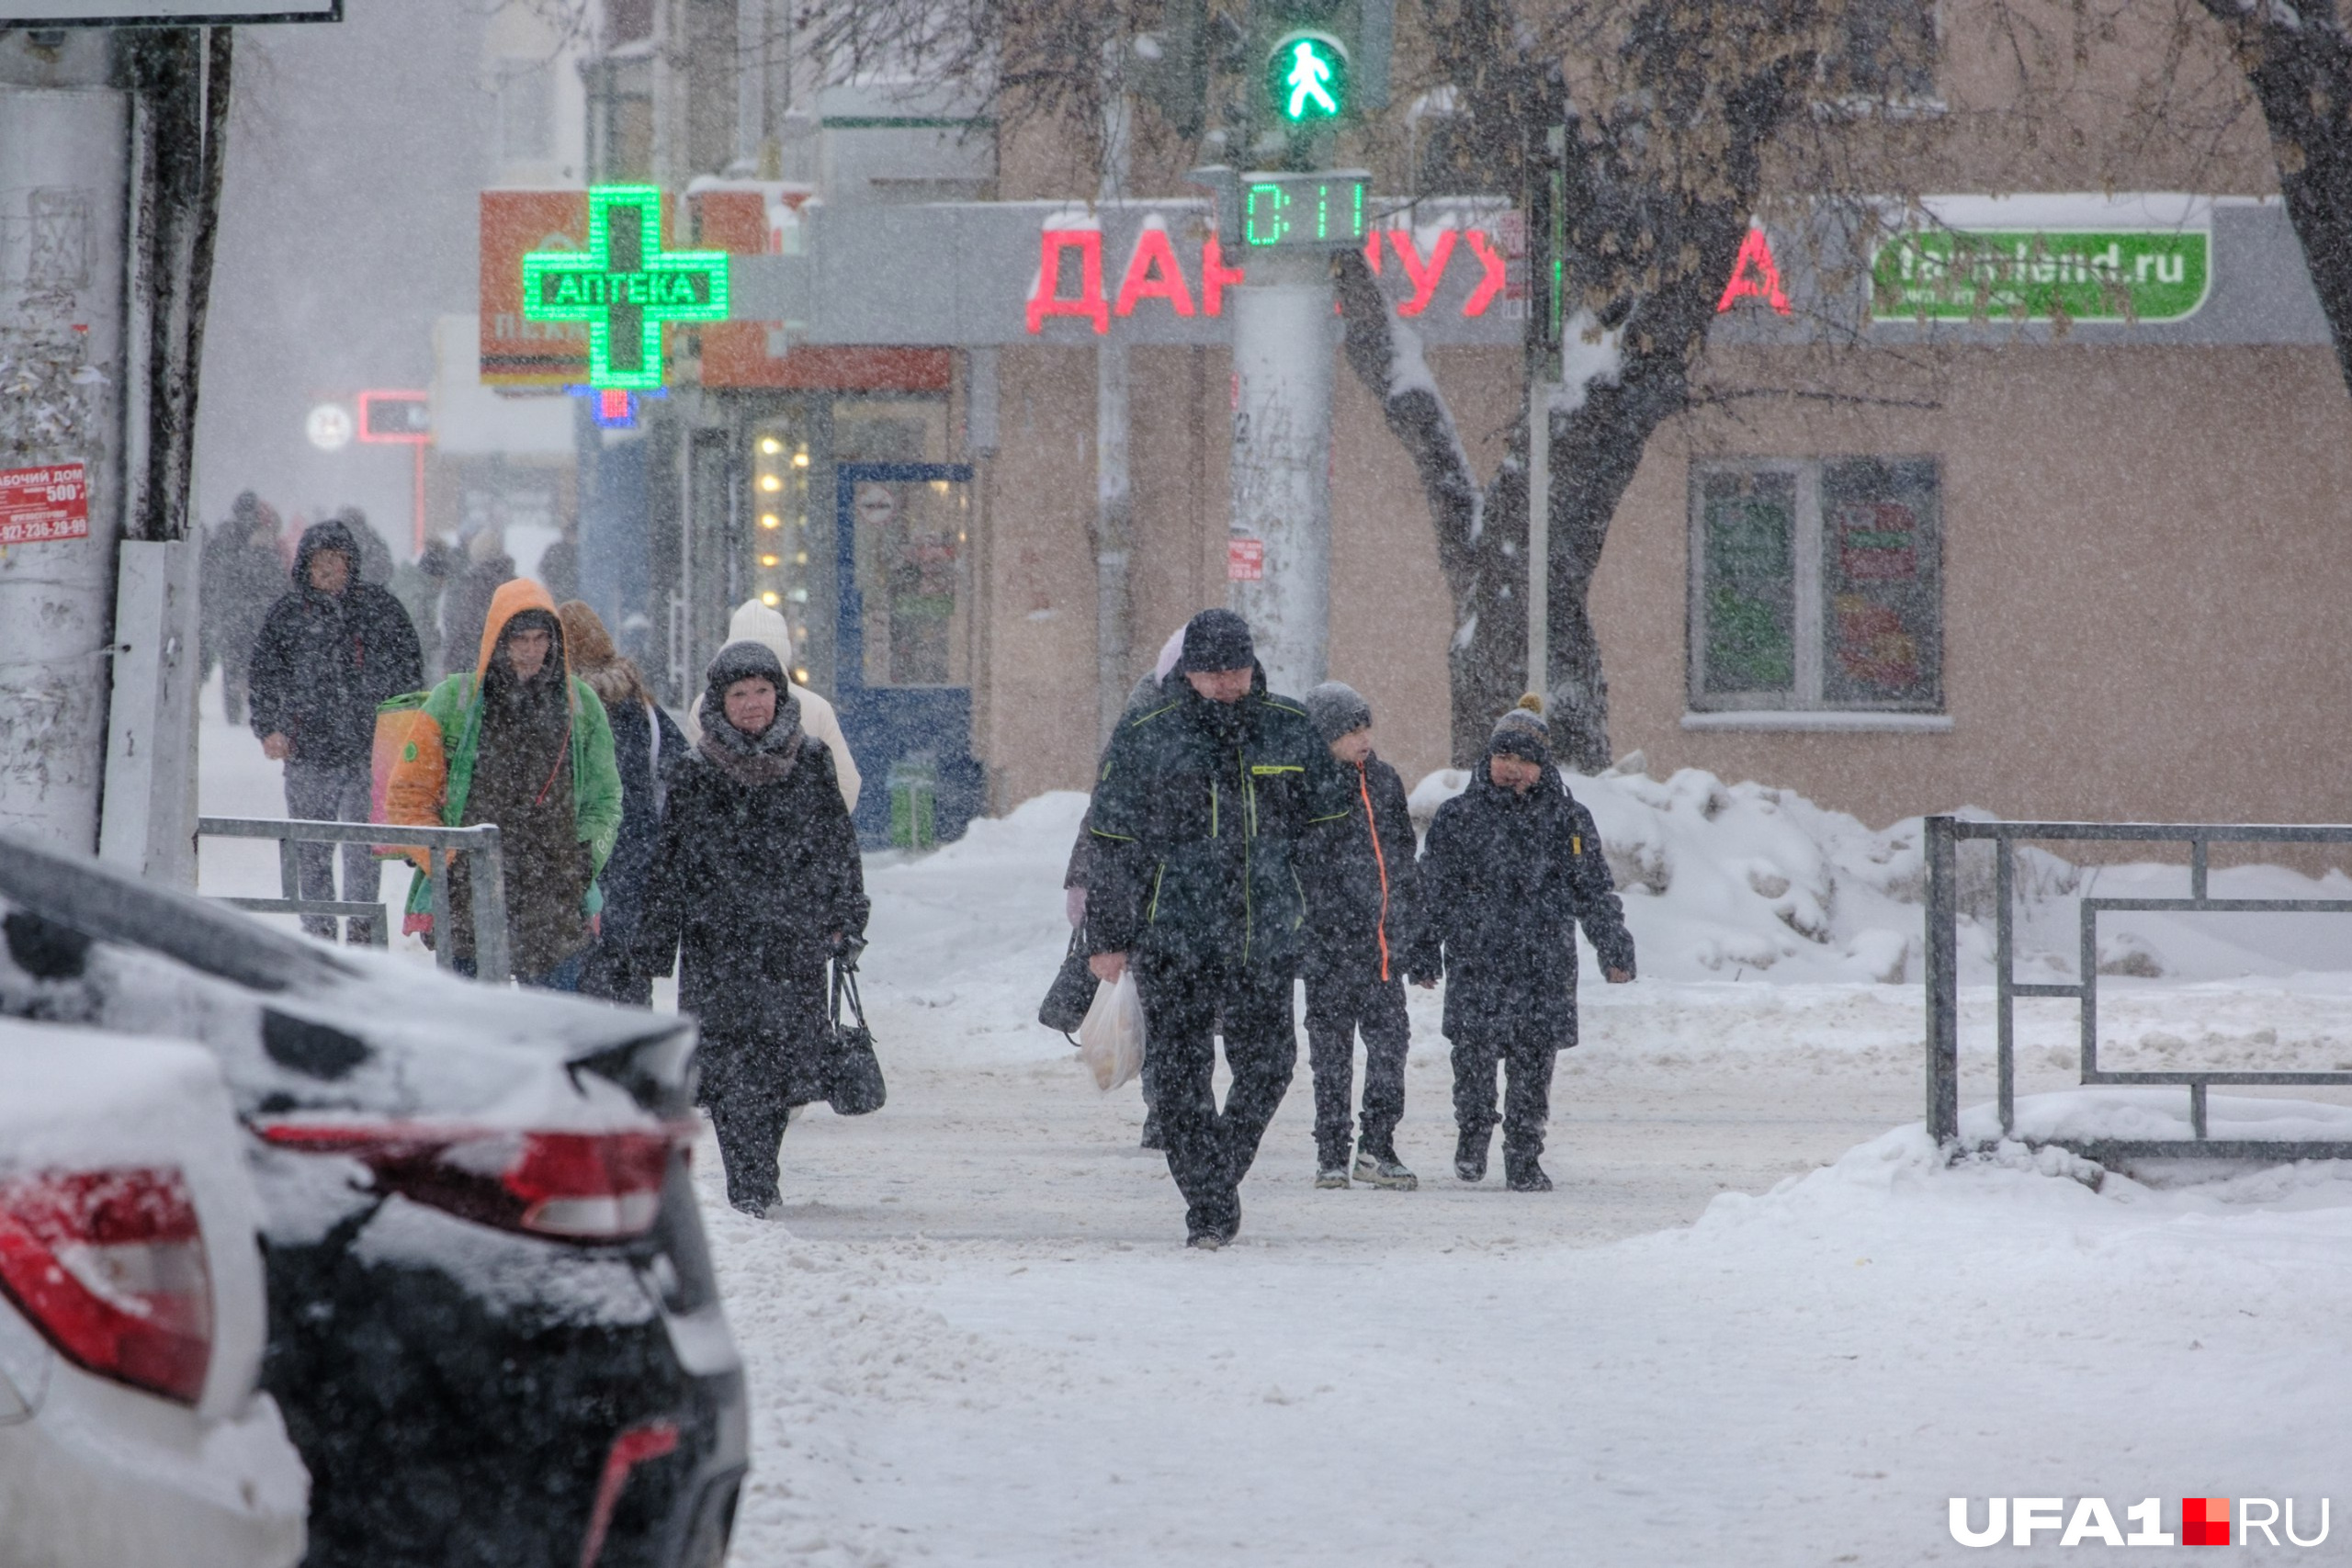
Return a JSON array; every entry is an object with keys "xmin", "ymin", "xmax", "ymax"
[{"xmin": 1871, "ymin": 229, "xmax": 2211, "ymax": 323}]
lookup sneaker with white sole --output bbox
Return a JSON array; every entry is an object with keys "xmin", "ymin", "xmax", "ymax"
[{"xmin": 1351, "ymin": 1151, "xmax": 1419, "ymax": 1190}]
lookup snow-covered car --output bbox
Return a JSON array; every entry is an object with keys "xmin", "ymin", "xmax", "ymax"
[
  {"xmin": 0, "ymin": 836, "xmax": 749, "ymax": 1568},
  {"xmin": 0, "ymin": 1018, "xmax": 310, "ymax": 1568}
]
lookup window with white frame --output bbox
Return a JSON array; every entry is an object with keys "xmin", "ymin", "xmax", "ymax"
[{"xmin": 1688, "ymin": 457, "xmax": 1943, "ymax": 714}]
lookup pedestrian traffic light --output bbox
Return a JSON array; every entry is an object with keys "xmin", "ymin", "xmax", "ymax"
[
  {"xmin": 1245, "ymin": 0, "xmax": 1390, "ymax": 138},
  {"xmin": 1267, "ymin": 30, "xmax": 1347, "ymax": 125}
]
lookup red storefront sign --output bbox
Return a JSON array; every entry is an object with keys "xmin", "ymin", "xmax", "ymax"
[
  {"xmin": 1030, "ymin": 223, "xmax": 1510, "ymax": 334},
  {"xmin": 0, "ymin": 462, "xmax": 89, "ymax": 545},
  {"xmin": 481, "ymin": 190, "xmax": 592, "ymax": 386}
]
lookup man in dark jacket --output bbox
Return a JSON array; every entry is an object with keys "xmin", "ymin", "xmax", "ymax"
[
  {"xmin": 1299, "ymin": 681, "xmax": 1420, "ymax": 1190},
  {"xmin": 636, "ymin": 639, "xmax": 868, "ymax": 1217},
  {"xmin": 1410, "ymin": 698, "xmax": 1635, "ymax": 1192},
  {"xmin": 199, "ymin": 491, "xmax": 285, "ymax": 725},
  {"xmin": 247, "ymin": 518, "xmax": 423, "ymax": 942},
  {"xmin": 1085, "ymin": 609, "xmax": 1353, "ymax": 1248}
]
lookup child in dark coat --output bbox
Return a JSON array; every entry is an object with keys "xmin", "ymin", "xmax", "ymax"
[
  {"xmin": 1300, "ymin": 682, "xmax": 1422, "ymax": 1190},
  {"xmin": 1409, "ymin": 697, "xmax": 1635, "ymax": 1191}
]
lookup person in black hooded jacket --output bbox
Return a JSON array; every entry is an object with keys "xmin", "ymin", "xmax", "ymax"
[
  {"xmin": 636, "ymin": 639, "xmax": 868, "ymax": 1218},
  {"xmin": 1298, "ymin": 681, "xmax": 1421, "ymax": 1190},
  {"xmin": 1409, "ymin": 697, "xmax": 1635, "ymax": 1192},
  {"xmin": 1084, "ymin": 609, "xmax": 1354, "ymax": 1248},
  {"xmin": 247, "ymin": 517, "xmax": 422, "ymax": 942}
]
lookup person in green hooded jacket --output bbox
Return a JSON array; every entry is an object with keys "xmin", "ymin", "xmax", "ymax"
[{"xmin": 385, "ymin": 577, "xmax": 622, "ymax": 989}]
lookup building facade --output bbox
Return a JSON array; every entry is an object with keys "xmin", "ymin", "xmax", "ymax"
[{"xmin": 478, "ymin": 1, "xmax": 2352, "ymax": 839}]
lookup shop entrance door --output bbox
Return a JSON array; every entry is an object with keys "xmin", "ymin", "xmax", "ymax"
[{"xmin": 835, "ymin": 462, "xmax": 982, "ymax": 848}]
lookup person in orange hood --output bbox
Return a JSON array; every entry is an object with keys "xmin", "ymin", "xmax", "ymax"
[{"xmin": 386, "ymin": 579, "xmax": 622, "ymax": 987}]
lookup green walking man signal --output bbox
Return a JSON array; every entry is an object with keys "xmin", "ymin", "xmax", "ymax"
[
  {"xmin": 1266, "ymin": 30, "xmax": 1349, "ymax": 125},
  {"xmin": 520, "ymin": 185, "xmax": 729, "ymax": 390}
]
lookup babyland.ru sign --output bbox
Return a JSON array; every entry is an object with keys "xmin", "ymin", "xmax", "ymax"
[
  {"xmin": 1872, "ymin": 226, "xmax": 2211, "ymax": 324},
  {"xmin": 1948, "ymin": 1495, "xmax": 2329, "ymax": 1548}
]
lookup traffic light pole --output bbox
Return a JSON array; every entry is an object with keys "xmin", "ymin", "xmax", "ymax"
[{"xmin": 1227, "ymin": 243, "xmax": 1337, "ymax": 696}]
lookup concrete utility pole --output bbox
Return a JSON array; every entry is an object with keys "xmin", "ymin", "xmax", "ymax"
[
  {"xmin": 1227, "ymin": 242, "xmax": 1336, "ymax": 697},
  {"xmin": 0, "ymin": 35, "xmax": 133, "ymax": 852},
  {"xmin": 1094, "ymin": 73, "xmax": 1135, "ymax": 739},
  {"xmin": 0, "ymin": 25, "xmax": 232, "ymax": 880}
]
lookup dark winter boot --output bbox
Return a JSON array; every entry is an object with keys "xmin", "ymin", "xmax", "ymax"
[
  {"xmin": 1504, "ymin": 1153, "xmax": 1553, "ymax": 1192},
  {"xmin": 1454, "ymin": 1129, "xmax": 1488, "ymax": 1183},
  {"xmin": 1352, "ymin": 1140, "xmax": 1418, "ymax": 1190}
]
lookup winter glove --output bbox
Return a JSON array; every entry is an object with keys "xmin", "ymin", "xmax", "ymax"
[{"xmin": 830, "ymin": 932, "xmax": 867, "ymax": 973}]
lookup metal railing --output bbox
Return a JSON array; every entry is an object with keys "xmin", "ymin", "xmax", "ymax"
[
  {"xmin": 1926, "ymin": 816, "xmax": 2352, "ymax": 1164},
  {"xmin": 196, "ymin": 817, "xmax": 511, "ymax": 983}
]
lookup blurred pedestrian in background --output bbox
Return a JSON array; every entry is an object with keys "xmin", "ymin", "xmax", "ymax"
[
  {"xmin": 390, "ymin": 536, "xmax": 456, "ymax": 680},
  {"xmin": 557, "ymin": 600, "xmax": 686, "ymax": 1005},
  {"xmin": 537, "ymin": 520, "xmax": 581, "ymax": 606},
  {"xmin": 1410, "ymin": 697, "xmax": 1635, "ymax": 1193},
  {"xmin": 247, "ymin": 517, "xmax": 422, "ymax": 943},
  {"xmin": 386, "ymin": 581, "xmax": 621, "ymax": 988},
  {"xmin": 638, "ymin": 638, "xmax": 867, "ymax": 1217},
  {"xmin": 441, "ymin": 526, "xmax": 514, "ymax": 680},
  {"xmin": 1299, "ymin": 681, "xmax": 1420, "ymax": 1190},
  {"xmin": 200, "ymin": 490, "xmax": 284, "ymax": 725}
]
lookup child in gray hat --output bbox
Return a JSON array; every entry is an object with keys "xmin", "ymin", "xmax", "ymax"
[{"xmin": 1298, "ymin": 681, "xmax": 1421, "ymax": 1189}]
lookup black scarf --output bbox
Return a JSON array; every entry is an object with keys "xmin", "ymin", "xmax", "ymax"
[{"xmin": 697, "ymin": 693, "xmax": 807, "ymax": 785}]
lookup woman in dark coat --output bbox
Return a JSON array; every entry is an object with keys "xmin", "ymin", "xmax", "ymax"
[
  {"xmin": 637, "ymin": 639, "xmax": 869, "ymax": 1217},
  {"xmin": 557, "ymin": 601, "xmax": 688, "ymax": 1005}
]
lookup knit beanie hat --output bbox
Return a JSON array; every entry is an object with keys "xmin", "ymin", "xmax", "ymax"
[
  {"xmin": 704, "ymin": 637, "xmax": 788, "ymax": 704},
  {"xmin": 1174, "ymin": 607, "xmax": 1255, "ymax": 673},
  {"xmin": 1488, "ymin": 694, "xmax": 1552, "ymax": 764},
  {"xmin": 1305, "ymin": 681, "xmax": 1374, "ymax": 743}
]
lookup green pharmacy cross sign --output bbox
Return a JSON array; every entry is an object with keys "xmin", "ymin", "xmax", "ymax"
[
  {"xmin": 1871, "ymin": 227, "xmax": 2211, "ymax": 324},
  {"xmin": 1267, "ymin": 30, "xmax": 1349, "ymax": 125},
  {"xmin": 521, "ymin": 186, "xmax": 729, "ymax": 389}
]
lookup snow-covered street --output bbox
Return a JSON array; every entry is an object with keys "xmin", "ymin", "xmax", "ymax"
[{"xmin": 194, "ymin": 707, "xmax": 2352, "ymax": 1564}]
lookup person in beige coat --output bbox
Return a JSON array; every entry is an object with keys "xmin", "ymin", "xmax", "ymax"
[{"xmin": 683, "ymin": 600, "xmax": 861, "ymax": 812}]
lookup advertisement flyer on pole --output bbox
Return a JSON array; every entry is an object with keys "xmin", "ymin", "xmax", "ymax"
[{"xmin": 0, "ymin": 462, "xmax": 90, "ymax": 546}]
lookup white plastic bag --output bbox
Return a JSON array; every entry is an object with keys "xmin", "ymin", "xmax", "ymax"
[{"xmin": 1077, "ymin": 970, "xmax": 1145, "ymax": 1091}]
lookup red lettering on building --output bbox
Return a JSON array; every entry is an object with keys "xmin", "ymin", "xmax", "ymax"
[
  {"xmin": 1201, "ymin": 235, "xmax": 1248, "ymax": 317},
  {"xmin": 1114, "ymin": 227, "xmax": 1196, "ymax": 317},
  {"xmin": 1716, "ymin": 226, "xmax": 1792, "ymax": 315},
  {"xmin": 1361, "ymin": 231, "xmax": 1383, "ymax": 275},
  {"xmin": 1387, "ymin": 230, "xmax": 1457, "ymax": 317},
  {"xmin": 1461, "ymin": 229, "xmax": 1507, "ymax": 316},
  {"xmin": 1029, "ymin": 230, "xmax": 1110, "ymax": 334}
]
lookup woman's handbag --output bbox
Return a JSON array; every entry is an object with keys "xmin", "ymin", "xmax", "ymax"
[
  {"xmin": 1037, "ymin": 927, "xmax": 1100, "ymax": 1036},
  {"xmin": 825, "ymin": 960, "xmax": 888, "ymax": 1116}
]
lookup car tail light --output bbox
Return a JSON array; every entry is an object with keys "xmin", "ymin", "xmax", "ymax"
[
  {"xmin": 0, "ymin": 1167, "xmax": 213, "ymax": 1404},
  {"xmin": 254, "ymin": 1121, "xmax": 683, "ymax": 1241}
]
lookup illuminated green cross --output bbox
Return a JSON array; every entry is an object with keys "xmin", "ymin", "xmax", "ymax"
[{"xmin": 521, "ymin": 185, "xmax": 729, "ymax": 390}]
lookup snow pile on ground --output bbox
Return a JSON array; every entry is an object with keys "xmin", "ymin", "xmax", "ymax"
[
  {"xmin": 1409, "ymin": 764, "xmax": 2352, "ymax": 987},
  {"xmin": 1412, "ymin": 763, "xmax": 1932, "ymax": 984}
]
